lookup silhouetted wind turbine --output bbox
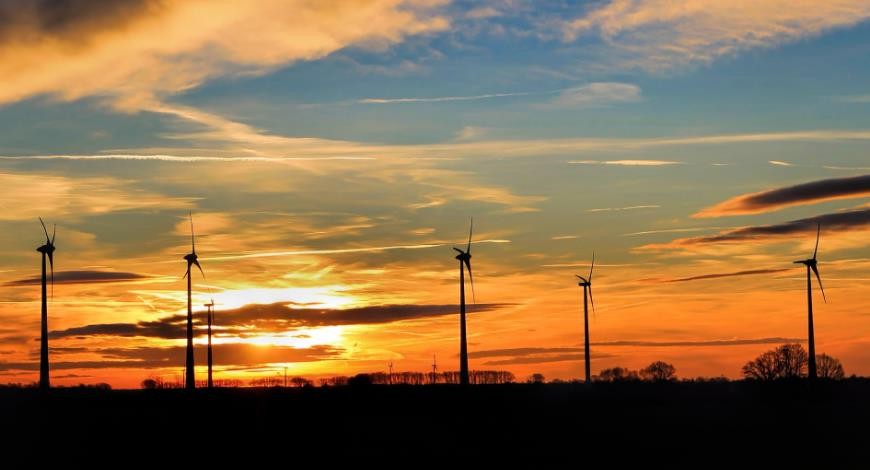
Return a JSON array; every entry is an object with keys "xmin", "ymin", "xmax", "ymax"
[
  {"xmin": 453, "ymin": 218, "xmax": 476, "ymax": 386},
  {"xmin": 794, "ymin": 224, "xmax": 826, "ymax": 381},
  {"xmin": 36, "ymin": 218, "xmax": 56, "ymax": 389},
  {"xmin": 431, "ymin": 354, "xmax": 438, "ymax": 385},
  {"xmin": 576, "ymin": 253, "xmax": 595, "ymax": 384},
  {"xmin": 182, "ymin": 213, "xmax": 206, "ymax": 390},
  {"xmin": 205, "ymin": 299, "xmax": 215, "ymax": 389}
]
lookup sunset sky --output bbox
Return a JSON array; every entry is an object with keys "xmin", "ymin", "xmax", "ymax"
[{"xmin": 2, "ymin": 0, "xmax": 870, "ymax": 388}]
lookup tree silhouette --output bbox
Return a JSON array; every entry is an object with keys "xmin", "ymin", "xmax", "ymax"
[
  {"xmin": 596, "ymin": 367, "xmax": 639, "ymax": 382},
  {"xmin": 527, "ymin": 373, "xmax": 545, "ymax": 384},
  {"xmin": 816, "ymin": 353, "xmax": 845, "ymax": 379},
  {"xmin": 741, "ymin": 350, "xmax": 780, "ymax": 380},
  {"xmin": 640, "ymin": 361, "xmax": 677, "ymax": 381},
  {"xmin": 290, "ymin": 377, "xmax": 313, "ymax": 388},
  {"xmin": 742, "ymin": 343, "xmax": 810, "ymax": 380}
]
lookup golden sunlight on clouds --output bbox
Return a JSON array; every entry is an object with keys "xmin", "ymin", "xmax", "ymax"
[
  {"xmin": 0, "ymin": 0, "xmax": 448, "ymax": 109},
  {"xmin": 564, "ymin": 0, "xmax": 870, "ymax": 69},
  {"xmin": 0, "ymin": 171, "xmax": 194, "ymax": 220}
]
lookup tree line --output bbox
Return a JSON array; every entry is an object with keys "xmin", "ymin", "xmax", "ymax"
[{"xmin": 136, "ymin": 345, "xmax": 848, "ymax": 389}]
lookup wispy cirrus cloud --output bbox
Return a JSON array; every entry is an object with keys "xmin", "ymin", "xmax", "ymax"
[
  {"xmin": 0, "ymin": 171, "xmax": 194, "ymax": 220},
  {"xmin": 587, "ymin": 205, "xmax": 659, "ymax": 213},
  {"xmin": 622, "ymin": 227, "xmax": 729, "ymax": 237},
  {"xmin": 202, "ymin": 239, "xmax": 511, "ymax": 262},
  {"xmin": 695, "ymin": 174, "xmax": 870, "ymax": 217},
  {"xmin": 592, "ymin": 337, "xmax": 803, "ymax": 347},
  {"xmin": 66, "ymin": 128, "xmax": 870, "ymax": 163},
  {"xmin": 357, "ymin": 90, "xmax": 537, "ymax": 104},
  {"xmin": 356, "ymin": 82, "xmax": 640, "ymax": 108},
  {"xmin": 568, "ymin": 160, "xmax": 680, "ymax": 166},
  {"xmin": 467, "ymin": 347, "xmax": 613, "ymax": 366},
  {"xmin": 563, "ymin": 0, "xmax": 870, "ymax": 70},
  {"xmin": 545, "ymin": 82, "xmax": 642, "ymax": 108},
  {"xmin": 769, "ymin": 160, "xmax": 794, "ymax": 167}
]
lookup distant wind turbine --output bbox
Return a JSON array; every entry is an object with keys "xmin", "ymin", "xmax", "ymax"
[
  {"xmin": 36, "ymin": 218, "xmax": 56, "ymax": 390},
  {"xmin": 794, "ymin": 224, "xmax": 827, "ymax": 381},
  {"xmin": 576, "ymin": 253, "xmax": 595, "ymax": 384},
  {"xmin": 453, "ymin": 218, "xmax": 476, "ymax": 386},
  {"xmin": 431, "ymin": 354, "xmax": 438, "ymax": 385},
  {"xmin": 182, "ymin": 213, "xmax": 206, "ymax": 390},
  {"xmin": 205, "ymin": 299, "xmax": 215, "ymax": 389}
]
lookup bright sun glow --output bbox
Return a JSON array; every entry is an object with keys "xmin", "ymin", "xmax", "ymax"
[
  {"xmin": 235, "ymin": 326, "xmax": 345, "ymax": 349},
  {"xmin": 213, "ymin": 286, "xmax": 357, "ymax": 310}
]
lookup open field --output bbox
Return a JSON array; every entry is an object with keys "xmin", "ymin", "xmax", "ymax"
[{"xmin": 4, "ymin": 380, "xmax": 870, "ymax": 462}]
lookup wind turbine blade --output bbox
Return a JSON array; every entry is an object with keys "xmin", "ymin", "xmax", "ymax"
[
  {"xmin": 812, "ymin": 223, "xmax": 820, "ymax": 260},
  {"xmin": 588, "ymin": 252, "xmax": 595, "ymax": 282},
  {"xmin": 189, "ymin": 212, "xmax": 196, "ymax": 254},
  {"xmin": 466, "ymin": 260, "xmax": 476, "ymax": 303},
  {"xmin": 588, "ymin": 285, "xmax": 595, "ymax": 316},
  {"xmin": 193, "ymin": 259, "xmax": 206, "ymax": 280},
  {"xmin": 467, "ymin": 217, "xmax": 473, "ymax": 254},
  {"xmin": 453, "ymin": 247, "xmax": 464, "ymax": 254},
  {"xmin": 51, "ymin": 224, "xmax": 56, "ymax": 245},
  {"xmin": 811, "ymin": 264, "xmax": 827, "ymax": 303},
  {"xmin": 182, "ymin": 266, "xmax": 190, "ymax": 280},
  {"xmin": 38, "ymin": 217, "xmax": 50, "ymax": 242}
]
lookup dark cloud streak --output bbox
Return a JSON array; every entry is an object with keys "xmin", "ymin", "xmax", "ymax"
[
  {"xmin": 647, "ymin": 208, "xmax": 870, "ymax": 249},
  {"xmin": 6, "ymin": 270, "xmax": 148, "ymax": 286},
  {"xmin": 662, "ymin": 268, "xmax": 794, "ymax": 283},
  {"xmin": 51, "ymin": 303, "xmax": 510, "ymax": 340},
  {"xmin": 696, "ymin": 174, "xmax": 870, "ymax": 217},
  {"xmin": 0, "ymin": 343, "xmax": 341, "ymax": 371}
]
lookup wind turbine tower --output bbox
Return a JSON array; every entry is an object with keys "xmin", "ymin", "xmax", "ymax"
[
  {"xmin": 576, "ymin": 253, "xmax": 595, "ymax": 384},
  {"xmin": 794, "ymin": 224, "xmax": 827, "ymax": 380}
]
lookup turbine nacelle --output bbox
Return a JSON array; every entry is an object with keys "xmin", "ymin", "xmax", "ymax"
[
  {"xmin": 453, "ymin": 247, "xmax": 471, "ymax": 263},
  {"xmin": 36, "ymin": 244, "xmax": 55, "ymax": 255},
  {"xmin": 575, "ymin": 275, "xmax": 590, "ymax": 287}
]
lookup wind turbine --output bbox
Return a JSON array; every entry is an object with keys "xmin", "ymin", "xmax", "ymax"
[
  {"xmin": 205, "ymin": 299, "xmax": 215, "ymax": 389},
  {"xmin": 36, "ymin": 218, "xmax": 56, "ymax": 389},
  {"xmin": 794, "ymin": 224, "xmax": 826, "ymax": 381},
  {"xmin": 182, "ymin": 213, "xmax": 206, "ymax": 390},
  {"xmin": 453, "ymin": 218, "xmax": 475, "ymax": 386},
  {"xmin": 576, "ymin": 253, "xmax": 595, "ymax": 384},
  {"xmin": 431, "ymin": 354, "xmax": 438, "ymax": 385}
]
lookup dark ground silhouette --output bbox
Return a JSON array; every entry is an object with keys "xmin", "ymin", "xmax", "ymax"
[{"xmin": 3, "ymin": 380, "xmax": 870, "ymax": 462}]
